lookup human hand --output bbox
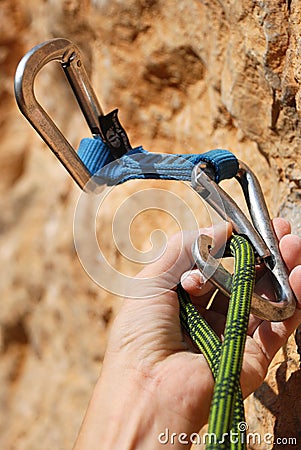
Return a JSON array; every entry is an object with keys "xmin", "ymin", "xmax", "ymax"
[{"xmin": 74, "ymin": 218, "xmax": 301, "ymax": 450}]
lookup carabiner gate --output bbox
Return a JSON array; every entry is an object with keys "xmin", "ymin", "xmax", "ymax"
[
  {"xmin": 191, "ymin": 161, "xmax": 296, "ymax": 321},
  {"xmin": 14, "ymin": 38, "xmax": 103, "ymax": 190}
]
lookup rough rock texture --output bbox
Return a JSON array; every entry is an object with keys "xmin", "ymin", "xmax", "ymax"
[{"xmin": 1, "ymin": 0, "xmax": 301, "ymax": 448}]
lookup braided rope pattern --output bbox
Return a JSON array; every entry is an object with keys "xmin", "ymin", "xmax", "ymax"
[{"xmin": 178, "ymin": 234, "xmax": 255, "ymax": 450}]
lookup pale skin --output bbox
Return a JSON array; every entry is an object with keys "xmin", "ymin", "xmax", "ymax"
[{"xmin": 74, "ymin": 218, "xmax": 301, "ymax": 449}]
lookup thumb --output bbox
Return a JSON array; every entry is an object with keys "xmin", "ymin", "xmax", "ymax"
[{"xmin": 129, "ymin": 221, "xmax": 232, "ymax": 298}]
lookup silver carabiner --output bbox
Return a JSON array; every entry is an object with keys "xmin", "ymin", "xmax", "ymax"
[
  {"xmin": 14, "ymin": 38, "xmax": 103, "ymax": 190},
  {"xmin": 191, "ymin": 163, "xmax": 270, "ymax": 260},
  {"xmin": 191, "ymin": 161, "xmax": 296, "ymax": 321},
  {"xmin": 193, "ymin": 234, "xmax": 295, "ymax": 321}
]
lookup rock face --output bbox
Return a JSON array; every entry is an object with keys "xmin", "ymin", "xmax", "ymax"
[{"xmin": 1, "ymin": 0, "xmax": 301, "ymax": 448}]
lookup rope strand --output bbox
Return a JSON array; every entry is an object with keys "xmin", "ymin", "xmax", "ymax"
[{"xmin": 178, "ymin": 234, "xmax": 255, "ymax": 450}]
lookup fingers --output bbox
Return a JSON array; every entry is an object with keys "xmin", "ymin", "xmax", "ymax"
[
  {"xmin": 289, "ymin": 265, "xmax": 301, "ymax": 306},
  {"xmin": 248, "ymin": 219, "xmax": 300, "ymax": 336},
  {"xmin": 180, "ymin": 270, "xmax": 218, "ymax": 303},
  {"xmin": 180, "ymin": 269, "xmax": 208, "ymax": 296},
  {"xmin": 136, "ymin": 221, "xmax": 232, "ymax": 292},
  {"xmin": 180, "ymin": 223, "xmax": 232, "ymax": 308},
  {"xmin": 272, "ymin": 217, "xmax": 291, "ymax": 240},
  {"xmin": 279, "ymin": 234, "xmax": 301, "ymax": 270},
  {"xmin": 252, "ymin": 264, "xmax": 301, "ymax": 363}
]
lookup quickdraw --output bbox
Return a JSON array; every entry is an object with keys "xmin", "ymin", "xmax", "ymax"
[{"xmin": 15, "ymin": 38, "xmax": 296, "ymax": 450}]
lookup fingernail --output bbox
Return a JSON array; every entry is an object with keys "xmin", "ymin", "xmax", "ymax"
[{"xmin": 181, "ymin": 269, "xmax": 205, "ymax": 290}]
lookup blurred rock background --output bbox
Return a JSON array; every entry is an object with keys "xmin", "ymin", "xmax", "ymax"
[{"xmin": 0, "ymin": 0, "xmax": 301, "ymax": 448}]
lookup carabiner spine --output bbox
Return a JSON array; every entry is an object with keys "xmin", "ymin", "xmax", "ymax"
[{"xmin": 236, "ymin": 161, "xmax": 295, "ymax": 317}]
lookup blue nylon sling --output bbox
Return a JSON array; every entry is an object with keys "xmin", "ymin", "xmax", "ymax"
[{"xmin": 77, "ymin": 137, "xmax": 239, "ymax": 185}]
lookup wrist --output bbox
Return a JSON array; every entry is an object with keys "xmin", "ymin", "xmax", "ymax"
[
  {"xmin": 74, "ymin": 360, "xmax": 158, "ymax": 449},
  {"xmin": 74, "ymin": 356, "xmax": 206, "ymax": 449}
]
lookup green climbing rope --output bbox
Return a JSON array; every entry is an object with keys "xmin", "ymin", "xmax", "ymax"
[{"xmin": 178, "ymin": 234, "xmax": 255, "ymax": 449}]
